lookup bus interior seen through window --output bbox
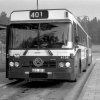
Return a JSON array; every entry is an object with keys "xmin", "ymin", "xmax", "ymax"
[{"xmin": 10, "ymin": 22, "xmax": 71, "ymax": 49}]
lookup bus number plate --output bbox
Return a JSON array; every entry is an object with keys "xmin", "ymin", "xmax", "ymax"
[
  {"xmin": 32, "ymin": 69, "xmax": 45, "ymax": 72},
  {"xmin": 30, "ymin": 10, "xmax": 48, "ymax": 19}
]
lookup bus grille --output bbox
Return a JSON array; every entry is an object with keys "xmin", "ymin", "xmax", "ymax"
[
  {"xmin": 43, "ymin": 61, "xmax": 56, "ymax": 68},
  {"xmin": 22, "ymin": 61, "xmax": 56, "ymax": 68}
]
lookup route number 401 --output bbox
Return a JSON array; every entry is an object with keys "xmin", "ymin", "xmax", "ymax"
[
  {"xmin": 31, "ymin": 12, "xmax": 42, "ymax": 18},
  {"xmin": 30, "ymin": 10, "xmax": 48, "ymax": 19}
]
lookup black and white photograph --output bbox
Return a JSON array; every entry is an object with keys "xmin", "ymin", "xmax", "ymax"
[{"xmin": 0, "ymin": 0, "xmax": 99, "ymax": 100}]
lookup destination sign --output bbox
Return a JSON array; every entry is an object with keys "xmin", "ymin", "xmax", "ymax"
[{"xmin": 30, "ymin": 10, "xmax": 48, "ymax": 19}]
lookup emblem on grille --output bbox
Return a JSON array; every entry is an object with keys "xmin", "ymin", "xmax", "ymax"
[{"xmin": 33, "ymin": 58, "xmax": 44, "ymax": 67}]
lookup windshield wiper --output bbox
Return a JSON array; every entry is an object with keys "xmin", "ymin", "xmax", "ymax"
[
  {"xmin": 23, "ymin": 49, "xmax": 28, "ymax": 56},
  {"xmin": 48, "ymin": 50, "xmax": 53, "ymax": 56}
]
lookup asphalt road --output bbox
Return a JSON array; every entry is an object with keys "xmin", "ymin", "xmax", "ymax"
[{"xmin": 0, "ymin": 53, "xmax": 97, "ymax": 100}]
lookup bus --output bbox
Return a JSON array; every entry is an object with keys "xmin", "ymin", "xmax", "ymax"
[{"xmin": 6, "ymin": 9, "xmax": 92, "ymax": 81}]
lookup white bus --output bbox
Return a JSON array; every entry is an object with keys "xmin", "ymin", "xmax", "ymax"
[{"xmin": 6, "ymin": 9, "xmax": 92, "ymax": 81}]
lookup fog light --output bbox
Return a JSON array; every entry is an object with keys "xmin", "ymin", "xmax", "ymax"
[
  {"xmin": 59, "ymin": 62, "xmax": 65, "ymax": 68},
  {"xmin": 15, "ymin": 62, "xmax": 19, "ymax": 67},
  {"xmin": 9, "ymin": 62, "xmax": 14, "ymax": 67},
  {"xmin": 65, "ymin": 62, "xmax": 70, "ymax": 68}
]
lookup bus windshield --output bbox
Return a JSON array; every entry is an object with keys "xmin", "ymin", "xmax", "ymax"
[{"xmin": 10, "ymin": 22, "xmax": 71, "ymax": 49}]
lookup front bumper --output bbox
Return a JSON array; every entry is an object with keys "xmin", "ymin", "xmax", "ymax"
[{"xmin": 7, "ymin": 67, "xmax": 72, "ymax": 80}]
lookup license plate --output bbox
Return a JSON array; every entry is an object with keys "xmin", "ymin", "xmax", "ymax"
[{"xmin": 32, "ymin": 69, "xmax": 45, "ymax": 73}]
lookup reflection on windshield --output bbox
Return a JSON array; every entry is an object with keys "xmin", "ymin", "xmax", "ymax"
[{"xmin": 10, "ymin": 23, "xmax": 70, "ymax": 49}]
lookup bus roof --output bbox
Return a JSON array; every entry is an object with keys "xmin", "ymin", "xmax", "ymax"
[{"xmin": 10, "ymin": 9, "xmax": 74, "ymax": 23}]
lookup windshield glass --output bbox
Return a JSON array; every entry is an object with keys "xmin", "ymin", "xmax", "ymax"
[{"xmin": 10, "ymin": 22, "xmax": 71, "ymax": 49}]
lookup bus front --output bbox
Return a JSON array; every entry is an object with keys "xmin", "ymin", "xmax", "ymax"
[{"xmin": 6, "ymin": 9, "xmax": 74, "ymax": 81}]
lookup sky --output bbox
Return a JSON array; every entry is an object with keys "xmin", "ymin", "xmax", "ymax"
[{"xmin": 0, "ymin": 0, "xmax": 100, "ymax": 20}]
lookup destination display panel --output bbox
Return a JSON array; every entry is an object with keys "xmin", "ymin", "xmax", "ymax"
[{"xmin": 30, "ymin": 10, "xmax": 48, "ymax": 19}]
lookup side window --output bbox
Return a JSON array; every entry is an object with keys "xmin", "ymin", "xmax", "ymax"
[
  {"xmin": 82, "ymin": 31, "xmax": 87, "ymax": 46},
  {"xmin": 77, "ymin": 25, "xmax": 82, "ymax": 44},
  {"xmin": 78, "ymin": 26, "xmax": 87, "ymax": 46},
  {"xmin": 73, "ymin": 22, "xmax": 79, "ymax": 44}
]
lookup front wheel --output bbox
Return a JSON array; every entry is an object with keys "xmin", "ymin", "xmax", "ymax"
[{"xmin": 71, "ymin": 60, "xmax": 81, "ymax": 82}]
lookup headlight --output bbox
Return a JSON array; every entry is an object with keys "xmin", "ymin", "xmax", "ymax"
[
  {"xmin": 65, "ymin": 62, "xmax": 71, "ymax": 68},
  {"xmin": 59, "ymin": 62, "xmax": 65, "ymax": 68},
  {"xmin": 15, "ymin": 62, "xmax": 19, "ymax": 67},
  {"xmin": 9, "ymin": 62, "xmax": 14, "ymax": 67}
]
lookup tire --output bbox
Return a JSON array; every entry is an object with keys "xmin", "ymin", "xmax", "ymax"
[
  {"xmin": 83, "ymin": 58, "xmax": 88, "ymax": 72},
  {"xmin": 71, "ymin": 62, "xmax": 80, "ymax": 82}
]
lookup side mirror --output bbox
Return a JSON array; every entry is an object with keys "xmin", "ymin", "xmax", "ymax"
[{"xmin": 75, "ymin": 36, "xmax": 79, "ymax": 44}]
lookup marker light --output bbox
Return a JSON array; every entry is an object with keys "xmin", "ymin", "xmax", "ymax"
[
  {"xmin": 59, "ymin": 62, "xmax": 65, "ymax": 68},
  {"xmin": 15, "ymin": 62, "xmax": 19, "ymax": 67},
  {"xmin": 65, "ymin": 62, "xmax": 71, "ymax": 68},
  {"xmin": 14, "ymin": 54, "xmax": 20, "ymax": 58},
  {"xmin": 9, "ymin": 62, "xmax": 14, "ymax": 67}
]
